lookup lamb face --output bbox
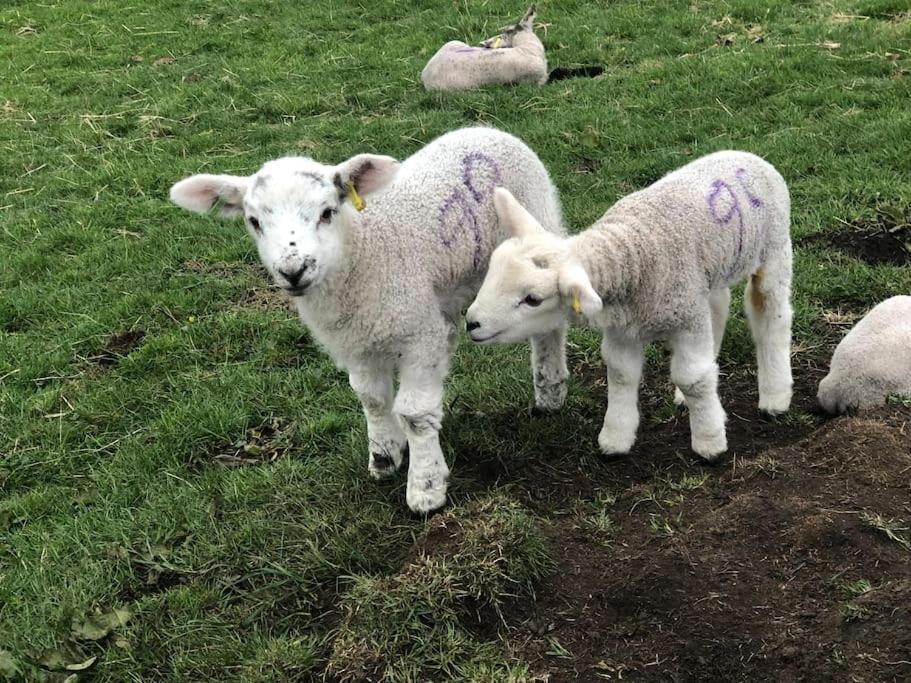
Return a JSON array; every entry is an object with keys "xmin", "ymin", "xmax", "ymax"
[
  {"xmin": 170, "ymin": 154, "xmax": 398, "ymax": 296},
  {"xmin": 466, "ymin": 188, "xmax": 601, "ymax": 343}
]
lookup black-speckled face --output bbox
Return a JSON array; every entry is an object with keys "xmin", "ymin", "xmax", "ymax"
[{"xmin": 242, "ymin": 158, "xmax": 345, "ymax": 296}]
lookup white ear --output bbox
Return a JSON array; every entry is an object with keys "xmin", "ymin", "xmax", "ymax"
[
  {"xmin": 334, "ymin": 154, "xmax": 399, "ymax": 197},
  {"xmin": 170, "ymin": 174, "xmax": 251, "ymax": 217},
  {"xmin": 558, "ymin": 262, "xmax": 602, "ymax": 316},
  {"xmin": 493, "ymin": 187, "xmax": 545, "ymax": 239}
]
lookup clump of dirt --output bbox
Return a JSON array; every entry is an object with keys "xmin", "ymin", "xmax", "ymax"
[
  {"xmin": 800, "ymin": 209, "xmax": 911, "ymax": 266},
  {"xmin": 89, "ymin": 329, "xmax": 146, "ymax": 366},
  {"xmin": 193, "ymin": 417, "xmax": 293, "ymax": 469},
  {"xmin": 494, "ymin": 406, "xmax": 911, "ymax": 681}
]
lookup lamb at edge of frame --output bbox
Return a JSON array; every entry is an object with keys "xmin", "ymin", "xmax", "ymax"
[
  {"xmin": 421, "ymin": 5, "xmax": 547, "ymax": 91},
  {"xmin": 170, "ymin": 127, "xmax": 567, "ymax": 513},
  {"xmin": 818, "ymin": 295, "xmax": 911, "ymax": 413},
  {"xmin": 465, "ymin": 151, "xmax": 794, "ymax": 460}
]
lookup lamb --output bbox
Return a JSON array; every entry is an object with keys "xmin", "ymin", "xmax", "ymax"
[
  {"xmin": 817, "ymin": 296, "xmax": 911, "ymax": 413},
  {"xmin": 421, "ymin": 6, "xmax": 547, "ymax": 91},
  {"xmin": 169, "ymin": 127, "xmax": 567, "ymax": 513},
  {"xmin": 465, "ymin": 151, "xmax": 794, "ymax": 460}
]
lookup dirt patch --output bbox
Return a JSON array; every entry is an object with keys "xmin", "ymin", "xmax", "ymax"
[
  {"xmin": 238, "ymin": 286, "xmax": 293, "ymax": 312},
  {"xmin": 190, "ymin": 417, "xmax": 293, "ymax": 469},
  {"xmin": 492, "ymin": 407, "xmax": 911, "ymax": 681},
  {"xmin": 449, "ymin": 351, "xmax": 830, "ymax": 514},
  {"xmin": 88, "ymin": 329, "xmax": 146, "ymax": 366},
  {"xmin": 800, "ymin": 210, "xmax": 911, "ymax": 266}
]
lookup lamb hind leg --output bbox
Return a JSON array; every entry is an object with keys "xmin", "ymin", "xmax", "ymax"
[
  {"xmin": 349, "ymin": 360, "xmax": 406, "ymax": 478},
  {"xmin": 395, "ymin": 349, "xmax": 451, "ymax": 513},
  {"xmin": 531, "ymin": 325, "xmax": 568, "ymax": 412},
  {"xmin": 598, "ymin": 332, "xmax": 644, "ymax": 455},
  {"xmin": 746, "ymin": 249, "xmax": 793, "ymax": 414},
  {"xmin": 671, "ymin": 326, "xmax": 727, "ymax": 460}
]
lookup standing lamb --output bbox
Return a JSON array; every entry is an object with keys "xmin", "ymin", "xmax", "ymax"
[
  {"xmin": 465, "ymin": 151, "xmax": 794, "ymax": 460},
  {"xmin": 170, "ymin": 127, "xmax": 567, "ymax": 512},
  {"xmin": 817, "ymin": 296, "xmax": 911, "ymax": 413},
  {"xmin": 421, "ymin": 6, "xmax": 547, "ymax": 91}
]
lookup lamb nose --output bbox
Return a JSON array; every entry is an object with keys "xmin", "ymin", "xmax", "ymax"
[
  {"xmin": 466, "ymin": 320, "xmax": 481, "ymax": 333},
  {"xmin": 279, "ymin": 267, "xmax": 306, "ymax": 286}
]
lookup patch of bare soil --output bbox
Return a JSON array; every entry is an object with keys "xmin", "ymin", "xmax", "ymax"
[
  {"xmin": 496, "ymin": 407, "xmax": 911, "ymax": 681},
  {"xmin": 450, "ymin": 352, "xmax": 830, "ymax": 513},
  {"xmin": 88, "ymin": 329, "xmax": 146, "ymax": 366},
  {"xmin": 800, "ymin": 211, "xmax": 911, "ymax": 266},
  {"xmin": 190, "ymin": 417, "xmax": 293, "ymax": 469}
]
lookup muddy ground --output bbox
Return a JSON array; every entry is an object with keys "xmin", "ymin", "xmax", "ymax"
[{"xmin": 435, "ymin": 356, "xmax": 911, "ymax": 681}]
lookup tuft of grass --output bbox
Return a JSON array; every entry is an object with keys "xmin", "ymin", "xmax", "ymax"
[
  {"xmin": 326, "ymin": 495, "xmax": 551, "ymax": 682},
  {"xmin": 751, "ymin": 453, "xmax": 783, "ymax": 478},
  {"xmin": 860, "ymin": 511, "xmax": 911, "ymax": 551},
  {"xmin": 841, "ymin": 578, "xmax": 873, "ymax": 598}
]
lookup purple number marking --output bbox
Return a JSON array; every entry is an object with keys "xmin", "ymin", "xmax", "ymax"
[
  {"xmin": 707, "ymin": 179, "xmax": 745, "ymax": 265},
  {"xmin": 436, "ymin": 153, "xmax": 502, "ymax": 269},
  {"xmin": 461, "ymin": 152, "xmax": 502, "ymax": 203},
  {"xmin": 735, "ymin": 167, "xmax": 763, "ymax": 208}
]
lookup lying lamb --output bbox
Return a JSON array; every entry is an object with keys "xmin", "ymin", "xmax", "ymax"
[
  {"xmin": 466, "ymin": 151, "xmax": 794, "ymax": 460},
  {"xmin": 170, "ymin": 127, "xmax": 567, "ymax": 512},
  {"xmin": 421, "ymin": 5, "xmax": 547, "ymax": 91},
  {"xmin": 817, "ymin": 296, "xmax": 911, "ymax": 413}
]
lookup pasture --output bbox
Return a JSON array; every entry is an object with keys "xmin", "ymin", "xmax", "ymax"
[{"xmin": 1, "ymin": 0, "xmax": 910, "ymax": 680}]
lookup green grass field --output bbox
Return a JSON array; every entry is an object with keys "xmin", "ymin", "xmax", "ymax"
[{"xmin": 1, "ymin": 0, "xmax": 910, "ymax": 680}]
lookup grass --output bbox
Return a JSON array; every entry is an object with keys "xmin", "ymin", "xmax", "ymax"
[{"xmin": 1, "ymin": 0, "xmax": 910, "ymax": 679}]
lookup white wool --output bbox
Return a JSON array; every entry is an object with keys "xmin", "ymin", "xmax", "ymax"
[
  {"xmin": 467, "ymin": 151, "xmax": 794, "ymax": 461},
  {"xmin": 818, "ymin": 296, "xmax": 911, "ymax": 412},
  {"xmin": 421, "ymin": 6, "xmax": 547, "ymax": 91},
  {"xmin": 171, "ymin": 127, "xmax": 566, "ymax": 512}
]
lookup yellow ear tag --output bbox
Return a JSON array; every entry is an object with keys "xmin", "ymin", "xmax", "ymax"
[
  {"xmin": 571, "ymin": 292, "xmax": 582, "ymax": 314},
  {"xmin": 492, "ymin": 36, "xmax": 503, "ymax": 49},
  {"xmin": 347, "ymin": 184, "xmax": 366, "ymax": 212}
]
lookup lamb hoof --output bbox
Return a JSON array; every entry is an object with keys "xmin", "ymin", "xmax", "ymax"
[
  {"xmin": 406, "ymin": 480, "xmax": 447, "ymax": 514},
  {"xmin": 368, "ymin": 445, "xmax": 406, "ymax": 479},
  {"xmin": 598, "ymin": 427, "xmax": 636, "ymax": 455},
  {"xmin": 759, "ymin": 390, "xmax": 792, "ymax": 415},
  {"xmin": 692, "ymin": 432, "xmax": 727, "ymax": 461},
  {"xmin": 534, "ymin": 382, "xmax": 568, "ymax": 413},
  {"xmin": 673, "ymin": 387, "xmax": 687, "ymax": 407}
]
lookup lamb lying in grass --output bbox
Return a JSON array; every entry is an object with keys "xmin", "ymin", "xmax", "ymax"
[
  {"xmin": 170, "ymin": 127, "xmax": 567, "ymax": 512},
  {"xmin": 818, "ymin": 296, "xmax": 911, "ymax": 413},
  {"xmin": 466, "ymin": 151, "xmax": 794, "ymax": 460},
  {"xmin": 421, "ymin": 5, "xmax": 547, "ymax": 91}
]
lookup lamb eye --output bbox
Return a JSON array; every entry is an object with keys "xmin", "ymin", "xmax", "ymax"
[
  {"xmin": 522, "ymin": 294, "xmax": 543, "ymax": 307},
  {"xmin": 248, "ymin": 216, "xmax": 261, "ymax": 233},
  {"xmin": 320, "ymin": 207, "xmax": 335, "ymax": 223}
]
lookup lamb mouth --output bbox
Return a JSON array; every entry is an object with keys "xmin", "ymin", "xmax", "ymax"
[
  {"xmin": 469, "ymin": 330, "xmax": 502, "ymax": 343},
  {"xmin": 283, "ymin": 284, "xmax": 310, "ymax": 297}
]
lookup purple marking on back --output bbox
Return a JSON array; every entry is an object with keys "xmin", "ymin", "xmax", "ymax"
[
  {"xmin": 461, "ymin": 152, "xmax": 503, "ymax": 203},
  {"xmin": 735, "ymin": 167, "xmax": 763, "ymax": 207},
  {"xmin": 436, "ymin": 153, "xmax": 503, "ymax": 270},
  {"xmin": 455, "ymin": 47, "xmax": 483, "ymax": 53},
  {"xmin": 707, "ymin": 179, "xmax": 745, "ymax": 271}
]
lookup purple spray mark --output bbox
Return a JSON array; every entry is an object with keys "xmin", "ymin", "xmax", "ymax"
[
  {"xmin": 436, "ymin": 152, "xmax": 502, "ymax": 269},
  {"xmin": 734, "ymin": 167, "xmax": 763, "ymax": 208},
  {"xmin": 461, "ymin": 152, "xmax": 502, "ymax": 203}
]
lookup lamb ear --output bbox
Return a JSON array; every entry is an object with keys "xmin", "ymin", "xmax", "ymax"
[
  {"xmin": 334, "ymin": 154, "xmax": 399, "ymax": 197},
  {"xmin": 558, "ymin": 262, "xmax": 602, "ymax": 316},
  {"xmin": 493, "ymin": 187, "xmax": 545, "ymax": 239},
  {"xmin": 519, "ymin": 4, "xmax": 537, "ymax": 30},
  {"xmin": 170, "ymin": 174, "xmax": 250, "ymax": 217}
]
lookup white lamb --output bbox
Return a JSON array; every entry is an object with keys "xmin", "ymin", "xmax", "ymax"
[
  {"xmin": 170, "ymin": 127, "xmax": 567, "ymax": 512},
  {"xmin": 465, "ymin": 151, "xmax": 794, "ymax": 460},
  {"xmin": 817, "ymin": 296, "xmax": 911, "ymax": 413},
  {"xmin": 421, "ymin": 6, "xmax": 547, "ymax": 91}
]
